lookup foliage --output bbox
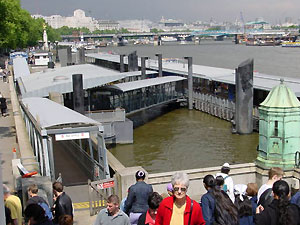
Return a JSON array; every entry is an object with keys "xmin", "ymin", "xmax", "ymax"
[
  {"xmin": 205, "ymin": 27, "xmax": 222, "ymax": 31},
  {"xmin": 0, "ymin": 0, "xmax": 60, "ymax": 50},
  {"xmin": 150, "ymin": 28, "xmax": 164, "ymax": 33}
]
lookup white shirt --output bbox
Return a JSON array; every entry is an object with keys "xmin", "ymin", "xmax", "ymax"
[
  {"xmin": 216, "ymin": 172, "xmax": 234, "ymax": 202},
  {"xmin": 257, "ymin": 184, "xmax": 272, "ymax": 204}
]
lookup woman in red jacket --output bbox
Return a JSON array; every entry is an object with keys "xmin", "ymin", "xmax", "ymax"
[{"xmin": 155, "ymin": 172, "xmax": 205, "ymax": 225}]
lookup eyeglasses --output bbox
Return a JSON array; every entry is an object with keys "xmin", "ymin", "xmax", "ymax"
[{"xmin": 173, "ymin": 187, "xmax": 187, "ymax": 192}]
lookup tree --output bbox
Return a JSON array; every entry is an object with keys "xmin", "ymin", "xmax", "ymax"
[{"xmin": 0, "ymin": 0, "xmax": 60, "ymax": 50}]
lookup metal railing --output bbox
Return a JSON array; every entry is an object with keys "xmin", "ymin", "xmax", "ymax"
[
  {"xmin": 193, "ymin": 92, "xmax": 235, "ymax": 121},
  {"xmin": 88, "ymin": 177, "xmax": 118, "ymax": 216},
  {"xmin": 295, "ymin": 151, "xmax": 300, "ymax": 168}
]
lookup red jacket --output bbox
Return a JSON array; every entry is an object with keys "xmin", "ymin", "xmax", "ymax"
[{"xmin": 155, "ymin": 195, "xmax": 205, "ymax": 225}]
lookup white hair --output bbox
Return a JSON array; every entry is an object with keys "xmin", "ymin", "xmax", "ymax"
[
  {"xmin": 171, "ymin": 172, "xmax": 189, "ymax": 188},
  {"xmin": 3, "ymin": 184, "xmax": 10, "ymax": 194}
]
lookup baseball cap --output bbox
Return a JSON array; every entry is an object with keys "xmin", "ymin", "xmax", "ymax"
[{"xmin": 222, "ymin": 163, "xmax": 230, "ymax": 168}]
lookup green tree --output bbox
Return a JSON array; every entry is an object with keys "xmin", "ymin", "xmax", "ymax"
[{"xmin": 0, "ymin": 0, "xmax": 60, "ymax": 50}]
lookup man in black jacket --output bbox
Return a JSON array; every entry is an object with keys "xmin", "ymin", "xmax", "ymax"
[{"xmin": 52, "ymin": 182, "xmax": 73, "ymax": 224}]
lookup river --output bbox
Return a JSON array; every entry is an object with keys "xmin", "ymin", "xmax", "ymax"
[{"xmin": 101, "ymin": 40, "xmax": 300, "ymax": 173}]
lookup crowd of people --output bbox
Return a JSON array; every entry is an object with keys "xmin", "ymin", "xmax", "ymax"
[
  {"xmin": 3, "ymin": 165, "xmax": 300, "ymax": 225},
  {"xmin": 92, "ymin": 165, "xmax": 300, "ymax": 225},
  {"xmin": 3, "ymin": 182, "xmax": 73, "ymax": 225}
]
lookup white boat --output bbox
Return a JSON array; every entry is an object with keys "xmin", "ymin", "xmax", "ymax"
[
  {"xmin": 281, "ymin": 41, "xmax": 300, "ymax": 47},
  {"xmin": 32, "ymin": 52, "xmax": 52, "ymax": 66},
  {"xmin": 161, "ymin": 36, "xmax": 177, "ymax": 42}
]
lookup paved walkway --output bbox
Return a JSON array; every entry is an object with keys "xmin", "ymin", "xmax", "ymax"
[{"xmin": 0, "ymin": 78, "xmax": 18, "ymax": 188}]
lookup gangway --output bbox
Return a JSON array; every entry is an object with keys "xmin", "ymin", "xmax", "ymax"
[
  {"xmin": 99, "ymin": 76, "xmax": 186, "ymax": 114},
  {"xmin": 20, "ymin": 97, "xmax": 109, "ymax": 185}
]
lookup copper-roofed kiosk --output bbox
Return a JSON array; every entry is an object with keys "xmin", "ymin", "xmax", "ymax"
[{"xmin": 257, "ymin": 79, "xmax": 300, "ymax": 170}]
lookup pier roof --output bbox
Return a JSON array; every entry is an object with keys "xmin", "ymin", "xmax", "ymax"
[
  {"xmin": 86, "ymin": 53, "xmax": 300, "ymax": 97},
  {"xmin": 106, "ymin": 76, "xmax": 186, "ymax": 92},
  {"xmin": 17, "ymin": 64, "xmax": 155, "ymax": 98},
  {"xmin": 22, "ymin": 97, "xmax": 101, "ymax": 129},
  {"xmin": 13, "ymin": 58, "xmax": 30, "ymax": 80}
]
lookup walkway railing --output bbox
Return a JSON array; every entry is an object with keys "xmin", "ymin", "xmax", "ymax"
[
  {"xmin": 193, "ymin": 92, "xmax": 260, "ymax": 131},
  {"xmin": 88, "ymin": 177, "xmax": 118, "ymax": 216},
  {"xmin": 193, "ymin": 92, "xmax": 235, "ymax": 121}
]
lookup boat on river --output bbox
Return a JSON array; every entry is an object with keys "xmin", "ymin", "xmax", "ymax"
[{"xmin": 281, "ymin": 41, "xmax": 300, "ymax": 47}]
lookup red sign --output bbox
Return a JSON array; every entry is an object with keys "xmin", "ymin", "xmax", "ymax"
[{"xmin": 98, "ymin": 180, "xmax": 115, "ymax": 190}]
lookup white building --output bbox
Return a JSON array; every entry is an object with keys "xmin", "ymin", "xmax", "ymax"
[
  {"xmin": 32, "ymin": 9, "xmax": 99, "ymax": 32},
  {"xmin": 98, "ymin": 20, "xmax": 120, "ymax": 30},
  {"xmin": 118, "ymin": 20, "xmax": 152, "ymax": 32}
]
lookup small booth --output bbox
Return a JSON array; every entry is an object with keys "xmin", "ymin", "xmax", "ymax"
[{"xmin": 257, "ymin": 79, "xmax": 300, "ymax": 170}]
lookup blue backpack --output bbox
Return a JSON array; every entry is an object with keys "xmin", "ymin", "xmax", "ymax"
[
  {"xmin": 38, "ymin": 202, "xmax": 53, "ymax": 220},
  {"xmin": 223, "ymin": 176, "xmax": 229, "ymax": 192}
]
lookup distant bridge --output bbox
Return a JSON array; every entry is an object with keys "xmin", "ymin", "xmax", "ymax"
[
  {"xmin": 61, "ymin": 29, "xmax": 290, "ymax": 42},
  {"xmin": 60, "ymin": 30, "xmax": 242, "ymax": 41}
]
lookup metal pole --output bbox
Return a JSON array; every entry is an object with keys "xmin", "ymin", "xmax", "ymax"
[
  {"xmin": 155, "ymin": 54, "xmax": 163, "ymax": 77},
  {"xmin": 141, "ymin": 57, "xmax": 148, "ymax": 80},
  {"xmin": 47, "ymin": 136, "xmax": 55, "ymax": 181},
  {"xmin": 0, "ymin": 154, "xmax": 6, "ymax": 225},
  {"xmin": 184, "ymin": 57, "xmax": 193, "ymax": 110},
  {"xmin": 120, "ymin": 54, "xmax": 125, "ymax": 72}
]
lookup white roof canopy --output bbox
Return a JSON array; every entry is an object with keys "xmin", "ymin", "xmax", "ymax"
[
  {"xmin": 13, "ymin": 58, "xmax": 30, "ymax": 80},
  {"xmin": 106, "ymin": 76, "xmax": 186, "ymax": 92},
  {"xmin": 17, "ymin": 64, "xmax": 155, "ymax": 98},
  {"xmin": 22, "ymin": 97, "xmax": 101, "ymax": 130}
]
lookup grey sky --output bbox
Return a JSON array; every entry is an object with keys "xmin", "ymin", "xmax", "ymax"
[{"xmin": 20, "ymin": 0, "xmax": 299, "ymax": 23}]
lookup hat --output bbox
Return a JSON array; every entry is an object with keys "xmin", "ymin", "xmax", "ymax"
[
  {"xmin": 135, "ymin": 170, "xmax": 146, "ymax": 180},
  {"xmin": 167, "ymin": 183, "xmax": 173, "ymax": 192},
  {"xmin": 222, "ymin": 163, "xmax": 230, "ymax": 168}
]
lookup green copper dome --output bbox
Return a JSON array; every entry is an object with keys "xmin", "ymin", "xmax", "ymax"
[{"xmin": 260, "ymin": 79, "xmax": 300, "ymax": 108}]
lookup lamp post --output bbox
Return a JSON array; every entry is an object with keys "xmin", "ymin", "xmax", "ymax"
[{"xmin": 55, "ymin": 41, "xmax": 60, "ymax": 63}]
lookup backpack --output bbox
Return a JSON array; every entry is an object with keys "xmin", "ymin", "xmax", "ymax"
[
  {"xmin": 223, "ymin": 176, "xmax": 229, "ymax": 193},
  {"xmin": 38, "ymin": 202, "xmax": 53, "ymax": 220},
  {"xmin": 257, "ymin": 188, "xmax": 273, "ymax": 208},
  {"xmin": 291, "ymin": 191, "xmax": 300, "ymax": 208}
]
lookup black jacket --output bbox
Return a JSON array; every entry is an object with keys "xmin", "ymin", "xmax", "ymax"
[
  {"xmin": 255, "ymin": 199, "xmax": 300, "ymax": 225},
  {"xmin": 26, "ymin": 196, "xmax": 48, "ymax": 206},
  {"xmin": 124, "ymin": 181, "xmax": 153, "ymax": 214},
  {"xmin": 53, "ymin": 192, "xmax": 73, "ymax": 224}
]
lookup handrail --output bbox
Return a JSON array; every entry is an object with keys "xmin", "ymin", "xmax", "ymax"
[{"xmin": 295, "ymin": 151, "xmax": 300, "ymax": 168}]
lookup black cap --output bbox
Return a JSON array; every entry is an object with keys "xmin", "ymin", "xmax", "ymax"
[{"xmin": 135, "ymin": 170, "xmax": 145, "ymax": 180}]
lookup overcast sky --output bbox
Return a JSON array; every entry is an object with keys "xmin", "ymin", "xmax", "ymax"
[{"xmin": 20, "ymin": 0, "xmax": 299, "ymax": 24}]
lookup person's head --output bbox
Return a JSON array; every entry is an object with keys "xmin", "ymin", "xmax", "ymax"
[
  {"xmin": 272, "ymin": 180, "xmax": 289, "ymax": 200},
  {"xmin": 148, "ymin": 192, "xmax": 163, "ymax": 219},
  {"xmin": 221, "ymin": 163, "xmax": 230, "ymax": 174},
  {"xmin": 28, "ymin": 184, "xmax": 39, "ymax": 197},
  {"xmin": 203, "ymin": 175, "xmax": 215, "ymax": 190},
  {"xmin": 25, "ymin": 204, "xmax": 48, "ymax": 224},
  {"xmin": 268, "ymin": 167, "xmax": 283, "ymax": 182},
  {"xmin": 3, "ymin": 184, "xmax": 10, "ymax": 200},
  {"xmin": 135, "ymin": 170, "xmax": 146, "ymax": 181},
  {"xmin": 246, "ymin": 183, "xmax": 258, "ymax": 197},
  {"xmin": 171, "ymin": 172, "xmax": 189, "ymax": 201},
  {"xmin": 167, "ymin": 183, "xmax": 173, "ymax": 196},
  {"xmin": 106, "ymin": 195, "xmax": 120, "ymax": 215},
  {"xmin": 272, "ymin": 180, "xmax": 292, "ymax": 225},
  {"xmin": 215, "ymin": 175, "xmax": 224, "ymax": 188},
  {"xmin": 53, "ymin": 182, "xmax": 63, "ymax": 196},
  {"xmin": 58, "ymin": 215, "xmax": 73, "ymax": 225}
]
